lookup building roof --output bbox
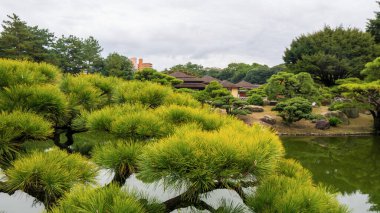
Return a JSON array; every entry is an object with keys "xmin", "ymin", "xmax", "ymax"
[
  {"xmin": 221, "ymin": 80, "xmax": 239, "ymax": 88},
  {"xmin": 200, "ymin": 75, "xmax": 220, "ymax": 83},
  {"xmin": 235, "ymin": 80, "xmax": 261, "ymax": 89},
  {"xmin": 169, "ymin": 72, "xmax": 204, "ymax": 82},
  {"xmin": 174, "ymin": 83, "xmax": 207, "ymax": 89}
]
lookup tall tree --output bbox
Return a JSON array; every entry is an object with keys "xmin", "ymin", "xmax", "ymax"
[
  {"xmin": 265, "ymin": 72, "xmax": 318, "ymax": 101},
  {"xmin": 367, "ymin": 1, "xmax": 380, "ymax": 43},
  {"xmin": 0, "ymin": 14, "xmax": 55, "ymax": 62},
  {"xmin": 284, "ymin": 26, "xmax": 377, "ymax": 86},
  {"xmin": 82, "ymin": 36, "xmax": 103, "ymax": 73},
  {"xmin": 53, "ymin": 35, "xmax": 103, "ymax": 74},
  {"xmin": 103, "ymin": 53, "xmax": 134, "ymax": 80}
]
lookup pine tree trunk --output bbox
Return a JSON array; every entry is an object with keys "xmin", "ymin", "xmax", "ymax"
[{"xmin": 374, "ymin": 115, "xmax": 380, "ymax": 135}]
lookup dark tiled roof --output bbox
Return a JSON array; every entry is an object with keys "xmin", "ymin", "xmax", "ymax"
[
  {"xmin": 235, "ymin": 80, "xmax": 261, "ymax": 89},
  {"xmin": 221, "ymin": 80, "xmax": 239, "ymax": 88},
  {"xmin": 201, "ymin": 75, "xmax": 220, "ymax": 83},
  {"xmin": 169, "ymin": 72, "xmax": 204, "ymax": 82},
  {"xmin": 174, "ymin": 83, "xmax": 206, "ymax": 89}
]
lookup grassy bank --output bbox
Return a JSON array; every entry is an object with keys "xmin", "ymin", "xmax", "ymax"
[{"xmin": 239, "ymin": 106, "xmax": 374, "ymax": 135}]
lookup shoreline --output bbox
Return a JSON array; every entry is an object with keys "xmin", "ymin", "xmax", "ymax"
[{"xmin": 277, "ymin": 132, "xmax": 374, "ymax": 136}]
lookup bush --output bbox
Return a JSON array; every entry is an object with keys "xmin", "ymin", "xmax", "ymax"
[
  {"xmin": 0, "ymin": 84, "xmax": 67, "ymax": 123},
  {"xmin": 157, "ymin": 105, "xmax": 225, "ymax": 131},
  {"xmin": 50, "ymin": 184, "xmax": 148, "ymax": 213},
  {"xmin": 164, "ymin": 92, "xmax": 201, "ymax": 108},
  {"xmin": 4, "ymin": 149, "xmax": 97, "ymax": 207},
  {"xmin": 246, "ymin": 175, "xmax": 348, "ymax": 213},
  {"xmin": 60, "ymin": 74, "xmax": 106, "ymax": 111},
  {"xmin": 111, "ymin": 111, "xmax": 171, "ymax": 140},
  {"xmin": 247, "ymin": 94, "xmax": 264, "ymax": 106},
  {"xmin": 137, "ymin": 123, "xmax": 284, "ymax": 195},
  {"xmin": 113, "ymin": 81, "xmax": 172, "ymax": 108},
  {"xmin": 0, "ymin": 59, "xmax": 61, "ymax": 88},
  {"xmin": 272, "ymin": 97, "xmax": 312, "ymax": 124},
  {"xmin": 329, "ymin": 117, "xmax": 342, "ymax": 127},
  {"xmin": 0, "ymin": 111, "xmax": 53, "ymax": 167},
  {"xmin": 86, "ymin": 104, "xmax": 147, "ymax": 132},
  {"xmin": 92, "ymin": 141, "xmax": 144, "ymax": 183}
]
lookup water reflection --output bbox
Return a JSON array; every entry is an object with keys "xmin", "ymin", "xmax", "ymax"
[
  {"xmin": 281, "ymin": 136, "xmax": 380, "ymax": 213},
  {"xmin": 0, "ymin": 190, "xmax": 44, "ymax": 213}
]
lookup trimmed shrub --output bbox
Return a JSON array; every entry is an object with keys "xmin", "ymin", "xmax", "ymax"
[
  {"xmin": 272, "ymin": 97, "xmax": 312, "ymax": 124},
  {"xmin": 86, "ymin": 104, "xmax": 147, "ymax": 132},
  {"xmin": 92, "ymin": 141, "xmax": 144, "ymax": 183},
  {"xmin": 110, "ymin": 111, "xmax": 170, "ymax": 140},
  {"xmin": 60, "ymin": 74, "xmax": 105, "ymax": 111},
  {"xmin": 329, "ymin": 117, "xmax": 342, "ymax": 127},
  {"xmin": 50, "ymin": 184, "xmax": 148, "ymax": 213},
  {"xmin": 138, "ymin": 123, "xmax": 284, "ymax": 195},
  {"xmin": 164, "ymin": 92, "xmax": 201, "ymax": 108},
  {"xmin": 0, "ymin": 84, "xmax": 67, "ymax": 123},
  {"xmin": 113, "ymin": 81, "xmax": 172, "ymax": 108},
  {"xmin": 0, "ymin": 111, "xmax": 53, "ymax": 167},
  {"xmin": 157, "ymin": 105, "xmax": 225, "ymax": 131},
  {"xmin": 4, "ymin": 149, "xmax": 97, "ymax": 207},
  {"xmin": 247, "ymin": 94, "xmax": 264, "ymax": 106},
  {"xmin": 246, "ymin": 175, "xmax": 348, "ymax": 213},
  {"xmin": 0, "ymin": 59, "xmax": 61, "ymax": 88}
]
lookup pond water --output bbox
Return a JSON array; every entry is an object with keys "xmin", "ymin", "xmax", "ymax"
[
  {"xmin": 1, "ymin": 136, "xmax": 379, "ymax": 213},
  {"xmin": 281, "ymin": 136, "xmax": 380, "ymax": 213}
]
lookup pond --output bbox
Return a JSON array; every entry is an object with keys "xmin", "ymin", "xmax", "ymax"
[
  {"xmin": 281, "ymin": 136, "xmax": 380, "ymax": 213},
  {"xmin": 1, "ymin": 136, "xmax": 379, "ymax": 212}
]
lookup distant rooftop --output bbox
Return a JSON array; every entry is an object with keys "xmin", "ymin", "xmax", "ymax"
[
  {"xmin": 220, "ymin": 80, "xmax": 239, "ymax": 88},
  {"xmin": 200, "ymin": 75, "xmax": 220, "ymax": 83},
  {"xmin": 235, "ymin": 80, "xmax": 261, "ymax": 89}
]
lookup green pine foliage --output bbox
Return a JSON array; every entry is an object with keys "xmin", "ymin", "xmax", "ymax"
[
  {"xmin": 284, "ymin": 26, "xmax": 377, "ymax": 86},
  {"xmin": 0, "ymin": 84, "xmax": 67, "ymax": 124},
  {"xmin": 4, "ymin": 149, "xmax": 97, "ymax": 208},
  {"xmin": 50, "ymin": 184, "xmax": 149, "ymax": 213},
  {"xmin": 92, "ymin": 141, "xmax": 144, "ymax": 183},
  {"xmin": 134, "ymin": 68, "xmax": 183, "ymax": 86},
  {"xmin": 0, "ymin": 59, "xmax": 347, "ymax": 212},
  {"xmin": 137, "ymin": 123, "xmax": 284, "ymax": 195},
  {"xmin": 110, "ymin": 111, "xmax": 170, "ymax": 140},
  {"xmin": 361, "ymin": 57, "xmax": 380, "ymax": 82},
  {"xmin": 113, "ymin": 81, "xmax": 172, "ymax": 108},
  {"xmin": 272, "ymin": 97, "xmax": 313, "ymax": 124},
  {"xmin": 0, "ymin": 111, "xmax": 53, "ymax": 167},
  {"xmin": 0, "ymin": 58, "xmax": 61, "ymax": 88},
  {"xmin": 246, "ymin": 159, "xmax": 347, "ymax": 213},
  {"xmin": 157, "ymin": 105, "xmax": 225, "ymax": 131},
  {"xmin": 246, "ymin": 175, "xmax": 347, "ymax": 213},
  {"xmin": 247, "ymin": 94, "xmax": 264, "ymax": 106},
  {"xmin": 163, "ymin": 92, "xmax": 201, "ymax": 108},
  {"xmin": 265, "ymin": 72, "xmax": 319, "ymax": 101}
]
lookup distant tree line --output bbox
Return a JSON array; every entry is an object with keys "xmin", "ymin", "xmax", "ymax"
[
  {"xmin": 0, "ymin": 14, "xmax": 134, "ymax": 79},
  {"xmin": 164, "ymin": 62, "xmax": 286, "ymax": 84}
]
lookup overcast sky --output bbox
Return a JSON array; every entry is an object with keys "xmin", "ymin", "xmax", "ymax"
[{"xmin": 0, "ymin": 0, "xmax": 377, "ymax": 70}]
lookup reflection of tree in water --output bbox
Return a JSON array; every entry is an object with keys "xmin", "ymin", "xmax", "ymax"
[{"xmin": 282, "ymin": 136, "xmax": 380, "ymax": 211}]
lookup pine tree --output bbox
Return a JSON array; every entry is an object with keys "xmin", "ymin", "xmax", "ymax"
[
  {"xmin": 367, "ymin": 1, "xmax": 380, "ymax": 43},
  {"xmin": 0, "ymin": 14, "xmax": 55, "ymax": 62}
]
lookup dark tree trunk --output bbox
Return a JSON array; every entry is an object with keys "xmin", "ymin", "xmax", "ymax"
[
  {"xmin": 111, "ymin": 169, "xmax": 131, "ymax": 186},
  {"xmin": 370, "ymin": 110, "xmax": 380, "ymax": 135},
  {"xmin": 374, "ymin": 116, "xmax": 380, "ymax": 135}
]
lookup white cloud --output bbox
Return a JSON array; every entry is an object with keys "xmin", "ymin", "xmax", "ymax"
[{"xmin": 0, "ymin": 0, "xmax": 377, "ymax": 69}]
